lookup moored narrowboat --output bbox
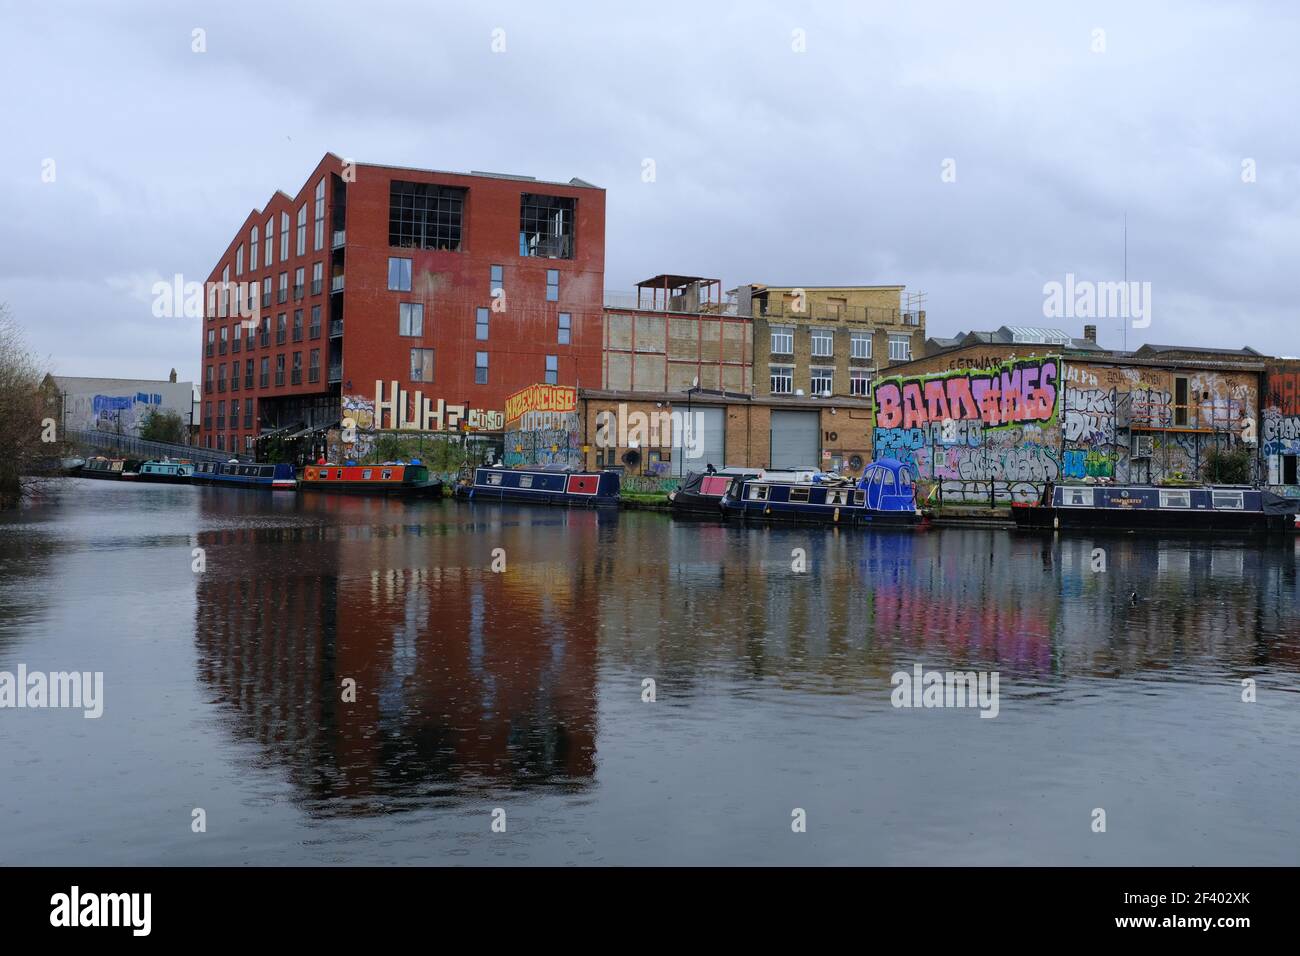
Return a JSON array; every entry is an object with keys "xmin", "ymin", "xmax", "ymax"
[
  {"xmin": 720, "ymin": 458, "xmax": 925, "ymax": 528},
  {"xmin": 669, "ymin": 468, "xmax": 762, "ymax": 517},
  {"xmin": 191, "ymin": 460, "xmax": 297, "ymax": 490},
  {"xmin": 456, "ymin": 465, "xmax": 620, "ymax": 508},
  {"xmin": 298, "ymin": 461, "xmax": 444, "ymax": 498},
  {"xmin": 78, "ymin": 457, "xmax": 128, "ymax": 480},
  {"xmin": 135, "ymin": 459, "xmax": 194, "ymax": 484},
  {"xmin": 1011, "ymin": 481, "xmax": 1300, "ymax": 534}
]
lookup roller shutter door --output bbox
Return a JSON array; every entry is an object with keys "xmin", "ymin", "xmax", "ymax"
[
  {"xmin": 770, "ymin": 410, "xmax": 820, "ymax": 469},
  {"xmin": 675, "ymin": 406, "xmax": 725, "ymax": 475}
]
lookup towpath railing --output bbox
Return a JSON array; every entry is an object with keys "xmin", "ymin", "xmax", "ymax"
[{"xmin": 65, "ymin": 428, "xmax": 251, "ymax": 463}]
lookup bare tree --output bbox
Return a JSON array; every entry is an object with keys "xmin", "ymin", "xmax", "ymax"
[{"xmin": 0, "ymin": 305, "xmax": 58, "ymax": 508}]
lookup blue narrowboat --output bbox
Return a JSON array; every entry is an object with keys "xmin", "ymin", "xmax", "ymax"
[
  {"xmin": 191, "ymin": 460, "xmax": 297, "ymax": 490},
  {"xmin": 1012, "ymin": 482, "xmax": 1300, "ymax": 533},
  {"xmin": 456, "ymin": 465, "xmax": 620, "ymax": 508},
  {"xmin": 720, "ymin": 458, "xmax": 924, "ymax": 528},
  {"xmin": 135, "ymin": 459, "xmax": 194, "ymax": 484}
]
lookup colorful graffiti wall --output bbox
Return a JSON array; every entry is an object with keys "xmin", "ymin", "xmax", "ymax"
[
  {"xmin": 872, "ymin": 357, "xmax": 1062, "ymax": 502},
  {"xmin": 1263, "ymin": 362, "xmax": 1300, "ymax": 494},
  {"xmin": 1063, "ymin": 362, "xmax": 1255, "ymax": 485},
  {"xmin": 872, "ymin": 357, "xmax": 1258, "ymax": 502}
]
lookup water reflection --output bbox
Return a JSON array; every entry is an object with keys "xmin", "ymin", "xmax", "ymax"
[{"xmin": 190, "ymin": 491, "xmax": 1300, "ymax": 820}]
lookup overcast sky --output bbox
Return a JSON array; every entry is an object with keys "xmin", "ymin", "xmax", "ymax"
[{"xmin": 3, "ymin": 0, "xmax": 1298, "ymax": 383}]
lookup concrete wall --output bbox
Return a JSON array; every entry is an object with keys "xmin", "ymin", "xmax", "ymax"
[{"xmin": 54, "ymin": 376, "xmax": 196, "ymax": 437}]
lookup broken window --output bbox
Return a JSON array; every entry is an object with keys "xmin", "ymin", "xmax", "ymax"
[
  {"xmin": 519, "ymin": 193, "xmax": 575, "ymax": 259},
  {"xmin": 389, "ymin": 181, "xmax": 467, "ymax": 250}
]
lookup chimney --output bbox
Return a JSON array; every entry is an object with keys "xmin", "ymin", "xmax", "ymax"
[
  {"xmin": 1083, "ymin": 324, "xmax": 1097, "ymax": 344},
  {"xmin": 169, "ymin": 368, "xmax": 178, "ymax": 382}
]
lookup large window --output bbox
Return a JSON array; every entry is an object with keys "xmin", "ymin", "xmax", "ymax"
[
  {"xmin": 545, "ymin": 355, "xmax": 558, "ymax": 385},
  {"xmin": 388, "ymin": 257, "xmax": 412, "ymax": 291},
  {"xmin": 888, "ymin": 334, "xmax": 911, "ymax": 362},
  {"xmin": 411, "ymin": 348, "xmax": 434, "ymax": 383},
  {"xmin": 519, "ymin": 193, "xmax": 575, "ymax": 259},
  {"xmin": 236, "ymin": 244, "xmax": 244, "ymax": 276},
  {"xmin": 291, "ymin": 351, "xmax": 302, "ymax": 385},
  {"xmin": 262, "ymin": 277, "xmax": 271, "ymax": 308},
  {"xmin": 476, "ymin": 307, "xmax": 489, "ymax": 341},
  {"xmin": 278, "ymin": 272, "xmax": 288, "ymax": 303},
  {"xmin": 389, "ymin": 181, "xmax": 466, "ymax": 250},
  {"xmin": 490, "ymin": 264, "xmax": 503, "ymax": 294},
  {"xmin": 313, "ymin": 179, "xmax": 326, "ymax": 251},
  {"xmin": 475, "ymin": 351, "xmax": 489, "ymax": 384},
  {"xmin": 276, "ymin": 313, "xmax": 286, "ymax": 345},
  {"xmin": 296, "ymin": 204, "xmax": 307, "ymax": 256},
  {"xmin": 770, "ymin": 326, "xmax": 793, "ymax": 355},
  {"xmin": 312, "ymin": 261, "xmax": 323, "ymax": 295},
  {"xmin": 259, "ymin": 357, "xmax": 269, "ymax": 388},
  {"xmin": 309, "ymin": 349, "xmax": 320, "ymax": 383},
  {"xmin": 250, "ymin": 226, "xmax": 259, "ymax": 273},
  {"xmin": 850, "ymin": 368, "xmax": 870, "ymax": 397},
  {"xmin": 399, "ymin": 303, "xmax": 423, "ymax": 336},
  {"xmin": 811, "ymin": 367, "xmax": 833, "ymax": 395},
  {"xmin": 294, "ymin": 267, "xmax": 304, "ymax": 300},
  {"xmin": 770, "ymin": 365, "xmax": 793, "ymax": 395},
  {"xmin": 279, "ymin": 212, "xmax": 289, "ymax": 260},
  {"xmin": 275, "ymin": 354, "xmax": 285, "ymax": 387},
  {"xmin": 851, "ymin": 331, "xmax": 871, "ymax": 359},
  {"xmin": 810, "ymin": 328, "xmax": 833, "ymax": 357},
  {"xmin": 292, "ymin": 309, "xmax": 303, "ymax": 342},
  {"xmin": 309, "ymin": 305, "xmax": 321, "ymax": 339},
  {"xmin": 558, "ymin": 312, "xmax": 571, "ymax": 344},
  {"xmin": 546, "ymin": 269, "xmax": 559, "ymax": 301},
  {"xmin": 265, "ymin": 218, "xmax": 274, "ymax": 267}
]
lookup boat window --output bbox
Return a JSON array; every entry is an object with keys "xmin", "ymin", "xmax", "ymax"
[
  {"xmin": 853, "ymin": 490, "xmax": 865, "ymax": 506},
  {"xmin": 487, "ymin": 473, "xmax": 503, "ymax": 486},
  {"xmin": 747, "ymin": 484, "xmax": 769, "ymax": 501},
  {"xmin": 1159, "ymin": 490, "xmax": 1191, "ymax": 509},
  {"xmin": 520, "ymin": 474, "xmax": 534, "ymax": 488},
  {"xmin": 826, "ymin": 488, "xmax": 849, "ymax": 505},
  {"xmin": 260, "ymin": 466, "xmax": 274, "ymax": 478},
  {"xmin": 789, "ymin": 487, "xmax": 810, "ymax": 502},
  {"xmin": 1211, "ymin": 490, "xmax": 1244, "ymax": 510},
  {"xmin": 898, "ymin": 469, "xmax": 912, "ymax": 488},
  {"xmin": 362, "ymin": 469, "xmax": 372, "ymax": 479},
  {"xmin": 381, "ymin": 469, "xmax": 393, "ymax": 480},
  {"xmin": 881, "ymin": 470, "xmax": 896, "ymax": 491},
  {"xmin": 1061, "ymin": 487, "xmax": 1093, "ymax": 507}
]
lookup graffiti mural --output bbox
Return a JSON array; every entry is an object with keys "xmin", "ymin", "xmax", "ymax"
[
  {"xmin": 873, "ymin": 358, "xmax": 1062, "ymax": 502},
  {"xmin": 1263, "ymin": 364, "xmax": 1300, "ymax": 493},
  {"xmin": 872, "ymin": 358, "xmax": 1257, "ymax": 502},
  {"xmin": 874, "ymin": 357, "xmax": 1059, "ymax": 432}
]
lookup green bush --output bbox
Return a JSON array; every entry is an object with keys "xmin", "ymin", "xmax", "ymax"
[
  {"xmin": 138, "ymin": 407, "xmax": 187, "ymax": 445},
  {"xmin": 1202, "ymin": 446, "xmax": 1252, "ymax": 485}
]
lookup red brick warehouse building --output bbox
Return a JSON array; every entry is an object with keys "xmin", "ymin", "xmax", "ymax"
[{"xmin": 199, "ymin": 152, "xmax": 606, "ymax": 454}]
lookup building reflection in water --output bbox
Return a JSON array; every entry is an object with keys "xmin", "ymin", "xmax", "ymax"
[
  {"xmin": 194, "ymin": 491, "xmax": 1300, "ymax": 814},
  {"xmin": 194, "ymin": 496, "xmax": 601, "ymax": 816}
]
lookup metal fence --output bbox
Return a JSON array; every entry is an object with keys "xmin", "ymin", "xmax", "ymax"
[{"xmin": 66, "ymin": 428, "xmax": 250, "ymax": 463}]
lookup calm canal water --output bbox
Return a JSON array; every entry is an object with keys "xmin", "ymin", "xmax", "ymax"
[{"xmin": 2, "ymin": 479, "xmax": 1298, "ymax": 865}]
